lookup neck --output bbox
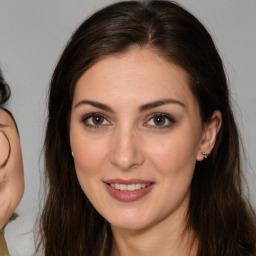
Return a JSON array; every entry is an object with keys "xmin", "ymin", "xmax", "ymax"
[{"xmin": 110, "ymin": 207, "xmax": 197, "ymax": 256}]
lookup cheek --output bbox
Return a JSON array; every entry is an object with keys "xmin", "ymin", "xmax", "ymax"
[
  {"xmin": 145, "ymin": 130, "xmax": 200, "ymax": 176},
  {"xmin": 70, "ymin": 133, "xmax": 112, "ymax": 212},
  {"xmin": 70, "ymin": 129, "xmax": 109, "ymax": 183}
]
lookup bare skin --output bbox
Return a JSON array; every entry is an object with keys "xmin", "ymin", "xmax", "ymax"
[
  {"xmin": 70, "ymin": 48, "xmax": 222, "ymax": 255},
  {"xmin": 110, "ymin": 202, "xmax": 198, "ymax": 256},
  {"xmin": 0, "ymin": 108, "xmax": 24, "ymax": 229}
]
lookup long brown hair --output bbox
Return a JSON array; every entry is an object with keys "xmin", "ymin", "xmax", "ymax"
[{"xmin": 37, "ymin": 1, "xmax": 256, "ymax": 255}]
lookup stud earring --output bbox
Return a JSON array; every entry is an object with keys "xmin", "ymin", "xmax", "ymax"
[
  {"xmin": 202, "ymin": 151, "xmax": 208, "ymax": 159},
  {"xmin": 71, "ymin": 152, "xmax": 74, "ymax": 157}
]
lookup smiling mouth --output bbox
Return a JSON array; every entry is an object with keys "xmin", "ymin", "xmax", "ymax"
[
  {"xmin": 104, "ymin": 180, "xmax": 154, "ymax": 202},
  {"xmin": 108, "ymin": 183, "xmax": 151, "ymax": 192}
]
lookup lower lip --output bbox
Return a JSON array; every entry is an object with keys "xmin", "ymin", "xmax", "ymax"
[{"xmin": 104, "ymin": 183, "xmax": 154, "ymax": 202}]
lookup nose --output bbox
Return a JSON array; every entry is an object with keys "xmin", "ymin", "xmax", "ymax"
[{"xmin": 110, "ymin": 127, "xmax": 145, "ymax": 171}]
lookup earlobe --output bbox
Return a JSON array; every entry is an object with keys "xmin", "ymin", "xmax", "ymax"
[{"xmin": 197, "ymin": 110, "xmax": 222, "ymax": 161}]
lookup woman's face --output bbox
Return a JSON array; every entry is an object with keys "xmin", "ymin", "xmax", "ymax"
[{"xmin": 70, "ymin": 48, "xmax": 206, "ymax": 231}]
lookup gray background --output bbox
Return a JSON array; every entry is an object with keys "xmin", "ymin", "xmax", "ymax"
[{"xmin": 0, "ymin": 0, "xmax": 255, "ymax": 255}]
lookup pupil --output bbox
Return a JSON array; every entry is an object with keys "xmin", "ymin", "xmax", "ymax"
[
  {"xmin": 154, "ymin": 115, "xmax": 165, "ymax": 125},
  {"xmin": 93, "ymin": 116, "xmax": 103, "ymax": 125}
]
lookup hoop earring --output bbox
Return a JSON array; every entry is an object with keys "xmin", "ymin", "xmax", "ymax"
[{"xmin": 202, "ymin": 151, "xmax": 208, "ymax": 159}]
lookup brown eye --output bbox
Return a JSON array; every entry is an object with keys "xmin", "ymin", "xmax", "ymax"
[
  {"xmin": 92, "ymin": 115, "xmax": 104, "ymax": 125},
  {"xmin": 153, "ymin": 115, "xmax": 166, "ymax": 126},
  {"xmin": 144, "ymin": 113, "xmax": 175, "ymax": 129},
  {"xmin": 82, "ymin": 113, "xmax": 110, "ymax": 127}
]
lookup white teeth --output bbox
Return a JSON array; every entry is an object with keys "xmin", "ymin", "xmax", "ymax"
[
  {"xmin": 119, "ymin": 184, "xmax": 126, "ymax": 191},
  {"xmin": 135, "ymin": 184, "xmax": 142, "ymax": 189},
  {"xmin": 127, "ymin": 184, "xmax": 135, "ymax": 191},
  {"xmin": 109, "ymin": 183, "xmax": 150, "ymax": 191}
]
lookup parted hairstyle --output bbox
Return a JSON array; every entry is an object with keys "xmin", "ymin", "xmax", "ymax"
[{"xmin": 37, "ymin": 1, "xmax": 256, "ymax": 255}]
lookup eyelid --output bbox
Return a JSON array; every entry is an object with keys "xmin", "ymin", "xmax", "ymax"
[
  {"xmin": 80, "ymin": 112, "xmax": 175, "ymax": 129},
  {"xmin": 81, "ymin": 112, "xmax": 111, "ymax": 127},
  {"xmin": 143, "ymin": 112, "xmax": 176, "ymax": 128}
]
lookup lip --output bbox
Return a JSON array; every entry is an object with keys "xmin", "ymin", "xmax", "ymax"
[{"xmin": 103, "ymin": 179, "xmax": 154, "ymax": 202}]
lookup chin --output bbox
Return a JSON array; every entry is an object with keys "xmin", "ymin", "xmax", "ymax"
[
  {"xmin": 102, "ymin": 208, "xmax": 156, "ymax": 232},
  {"xmin": 110, "ymin": 219, "xmax": 150, "ymax": 232}
]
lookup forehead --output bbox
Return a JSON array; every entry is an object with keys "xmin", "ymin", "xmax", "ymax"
[{"xmin": 73, "ymin": 48, "xmax": 198, "ymax": 112}]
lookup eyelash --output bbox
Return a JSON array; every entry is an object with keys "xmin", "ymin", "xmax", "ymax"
[
  {"xmin": 81, "ymin": 112, "xmax": 175, "ymax": 129},
  {"xmin": 143, "ymin": 113, "xmax": 175, "ymax": 129},
  {"xmin": 81, "ymin": 113, "xmax": 111, "ymax": 128}
]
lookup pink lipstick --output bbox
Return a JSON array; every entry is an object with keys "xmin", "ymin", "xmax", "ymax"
[{"xmin": 103, "ymin": 179, "xmax": 154, "ymax": 202}]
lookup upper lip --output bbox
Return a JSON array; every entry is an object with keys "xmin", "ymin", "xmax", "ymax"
[{"xmin": 103, "ymin": 179, "xmax": 153, "ymax": 185}]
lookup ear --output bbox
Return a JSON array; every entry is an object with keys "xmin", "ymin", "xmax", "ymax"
[{"xmin": 196, "ymin": 110, "xmax": 222, "ymax": 161}]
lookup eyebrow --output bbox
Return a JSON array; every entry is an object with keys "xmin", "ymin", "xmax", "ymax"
[
  {"xmin": 139, "ymin": 99, "xmax": 185, "ymax": 112},
  {"xmin": 74, "ymin": 98, "xmax": 185, "ymax": 112},
  {"xmin": 75, "ymin": 100, "xmax": 114, "ymax": 112}
]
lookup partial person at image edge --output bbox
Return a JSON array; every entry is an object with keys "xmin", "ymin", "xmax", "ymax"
[{"xmin": 0, "ymin": 68, "xmax": 24, "ymax": 256}]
